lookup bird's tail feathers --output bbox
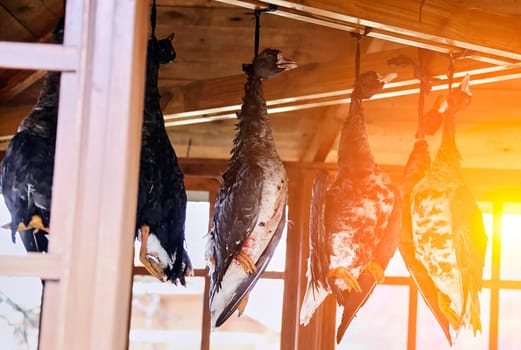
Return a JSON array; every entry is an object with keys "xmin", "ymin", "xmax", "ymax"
[
  {"xmin": 299, "ymin": 280, "xmax": 329, "ymax": 326},
  {"xmin": 169, "ymin": 246, "xmax": 192, "ymax": 286}
]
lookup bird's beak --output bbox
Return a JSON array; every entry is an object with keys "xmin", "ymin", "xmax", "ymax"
[
  {"xmin": 459, "ymin": 73, "xmax": 471, "ymax": 95},
  {"xmin": 277, "ymin": 55, "xmax": 298, "ymax": 71},
  {"xmin": 378, "ymin": 72, "xmax": 397, "ymax": 84}
]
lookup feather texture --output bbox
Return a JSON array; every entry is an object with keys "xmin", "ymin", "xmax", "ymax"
[
  {"xmin": 206, "ymin": 49, "xmax": 295, "ymax": 327},
  {"xmin": 301, "ymin": 71, "xmax": 401, "ymax": 343},
  {"xmin": 135, "ymin": 33, "xmax": 192, "ymax": 285},
  {"xmin": 1, "ymin": 18, "xmax": 64, "ymax": 254},
  {"xmin": 409, "ymin": 75, "xmax": 488, "ymax": 339}
]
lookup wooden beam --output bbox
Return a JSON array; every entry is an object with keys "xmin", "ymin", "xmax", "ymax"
[
  {"xmin": 219, "ymin": 0, "xmax": 521, "ymax": 63},
  {"xmin": 0, "ymin": 70, "xmax": 46, "ymax": 102},
  {"xmin": 0, "ymin": 41, "xmax": 78, "ymax": 71},
  {"xmin": 0, "ymin": 253, "xmax": 62, "ymax": 279},
  {"xmin": 300, "ymin": 104, "xmax": 347, "ymax": 162},
  {"xmin": 39, "ymin": 1, "xmax": 149, "ymax": 349},
  {"xmin": 177, "ymin": 158, "xmax": 521, "ymax": 198},
  {"xmin": 163, "ymin": 61, "xmax": 521, "ymax": 127}
]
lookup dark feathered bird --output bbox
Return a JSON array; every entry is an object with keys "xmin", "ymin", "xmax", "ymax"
[
  {"xmin": 1, "ymin": 18, "xmax": 64, "ymax": 254},
  {"xmin": 135, "ymin": 33, "xmax": 192, "ymax": 285},
  {"xmin": 399, "ymin": 95, "xmax": 453, "ymax": 343},
  {"xmin": 300, "ymin": 71, "xmax": 402, "ymax": 343},
  {"xmin": 409, "ymin": 74, "xmax": 488, "ymax": 338},
  {"xmin": 205, "ymin": 48, "xmax": 296, "ymax": 327}
]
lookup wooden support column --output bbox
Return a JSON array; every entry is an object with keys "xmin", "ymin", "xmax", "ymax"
[
  {"xmin": 282, "ymin": 167, "xmax": 336, "ymax": 350},
  {"xmin": 39, "ymin": 0, "xmax": 149, "ymax": 349}
]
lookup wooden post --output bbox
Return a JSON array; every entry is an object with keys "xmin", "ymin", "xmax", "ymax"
[{"xmin": 39, "ymin": 0, "xmax": 149, "ymax": 349}]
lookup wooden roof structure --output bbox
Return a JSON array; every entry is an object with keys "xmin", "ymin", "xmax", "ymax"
[
  {"xmin": 1, "ymin": 0, "xmax": 521, "ymax": 171},
  {"xmin": 0, "ymin": 1, "xmax": 520, "ymax": 350}
]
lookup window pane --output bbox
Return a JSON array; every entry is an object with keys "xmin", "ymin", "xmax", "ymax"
[
  {"xmin": 210, "ymin": 279, "xmax": 283, "ymax": 350},
  {"xmin": 481, "ymin": 213, "xmax": 493, "ymax": 280},
  {"xmin": 129, "ymin": 276, "xmax": 205, "ymax": 350},
  {"xmin": 416, "ymin": 288, "xmax": 490, "ymax": 349},
  {"xmin": 337, "ymin": 285, "xmax": 408, "ymax": 349},
  {"xmin": 265, "ymin": 208, "xmax": 287, "ymax": 272},
  {"xmin": 500, "ymin": 214, "xmax": 521, "ymax": 280},
  {"xmin": 185, "ymin": 200, "xmax": 210, "ymax": 270},
  {"xmin": 387, "ymin": 250, "xmax": 410, "ymax": 277},
  {"xmin": 0, "ymin": 276, "xmax": 42, "ymax": 350},
  {"xmin": 499, "ymin": 290, "xmax": 521, "ymax": 349}
]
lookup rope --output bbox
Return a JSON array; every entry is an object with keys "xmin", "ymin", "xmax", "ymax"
[
  {"xmin": 253, "ymin": 4, "xmax": 277, "ymax": 57},
  {"xmin": 350, "ymin": 27, "xmax": 371, "ymax": 98},
  {"xmin": 447, "ymin": 52, "xmax": 455, "ymax": 95},
  {"xmin": 151, "ymin": 0, "xmax": 157, "ymax": 39},
  {"xmin": 417, "ymin": 49, "xmax": 427, "ymax": 138}
]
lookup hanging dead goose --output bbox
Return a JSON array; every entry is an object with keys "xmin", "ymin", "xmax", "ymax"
[
  {"xmin": 205, "ymin": 48, "xmax": 296, "ymax": 327},
  {"xmin": 300, "ymin": 70, "xmax": 402, "ymax": 344},
  {"xmin": 409, "ymin": 74, "xmax": 488, "ymax": 338}
]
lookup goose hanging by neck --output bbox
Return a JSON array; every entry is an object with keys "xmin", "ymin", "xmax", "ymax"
[
  {"xmin": 399, "ymin": 92, "xmax": 453, "ymax": 343},
  {"xmin": 1, "ymin": 16, "xmax": 64, "ymax": 255},
  {"xmin": 409, "ymin": 74, "xmax": 488, "ymax": 339},
  {"xmin": 300, "ymin": 71, "xmax": 402, "ymax": 344},
  {"xmin": 206, "ymin": 48, "xmax": 296, "ymax": 328},
  {"xmin": 135, "ymin": 32, "xmax": 192, "ymax": 285}
]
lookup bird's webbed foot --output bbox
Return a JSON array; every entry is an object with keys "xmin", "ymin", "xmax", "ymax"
[
  {"xmin": 365, "ymin": 261, "xmax": 385, "ymax": 284},
  {"xmin": 235, "ymin": 251, "xmax": 256, "ymax": 274},
  {"xmin": 17, "ymin": 215, "xmax": 49, "ymax": 234},
  {"xmin": 327, "ymin": 267, "xmax": 362, "ymax": 293},
  {"xmin": 139, "ymin": 225, "xmax": 167, "ymax": 282},
  {"xmin": 437, "ymin": 291, "xmax": 460, "ymax": 330}
]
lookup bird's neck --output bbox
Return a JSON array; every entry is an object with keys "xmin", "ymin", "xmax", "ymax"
[
  {"xmin": 144, "ymin": 40, "xmax": 162, "ymax": 114},
  {"xmin": 337, "ymin": 98, "xmax": 376, "ymax": 170},
  {"xmin": 235, "ymin": 74, "xmax": 274, "ymax": 148},
  {"xmin": 432, "ymin": 113, "xmax": 461, "ymax": 171},
  {"xmin": 34, "ymin": 71, "xmax": 61, "ymax": 110}
]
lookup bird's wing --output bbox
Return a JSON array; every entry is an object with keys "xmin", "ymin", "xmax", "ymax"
[
  {"xmin": 399, "ymin": 187, "xmax": 452, "ymax": 345},
  {"xmin": 396, "ymin": 139, "xmax": 453, "ymax": 344},
  {"xmin": 309, "ymin": 170, "xmax": 330, "ymax": 290},
  {"xmin": 336, "ymin": 185, "xmax": 401, "ymax": 343},
  {"xmin": 211, "ymin": 162, "xmax": 264, "ymax": 290},
  {"xmin": 214, "ymin": 207, "xmax": 285, "ymax": 327},
  {"xmin": 450, "ymin": 185, "xmax": 488, "ymax": 297},
  {"xmin": 1, "ymin": 132, "xmax": 53, "ymax": 247}
]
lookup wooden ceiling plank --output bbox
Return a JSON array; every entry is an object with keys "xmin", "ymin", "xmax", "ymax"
[
  {"xmin": 165, "ymin": 46, "xmax": 477, "ymax": 113},
  {"xmin": 0, "ymin": 5, "xmax": 38, "ymax": 42},
  {"xmin": 1, "ymin": 0, "xmax": 61, "ymax": 38},
  {"xmin": 218, "ymin": 0, "xmax": 521, "ymax": 63},
  {"xmin": 0, "ymin": 69, "xmax": 46, "ymax": 102}
]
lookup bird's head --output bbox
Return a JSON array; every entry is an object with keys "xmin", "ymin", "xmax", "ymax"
[
  {"xmin": 435, "ymin": 73, "xmax": 472, "ymax": 118},
  {"xmin": 446, "ymin": 73, "xmax": 472, "ymax": 114},
  {"xmin": 353, "ymin": 71, "xmax": 396, "ymax": 100},
  {"xmin": 244, "ymin": 48, "xmax": 297, "ymax": 79},
  {"xmin": 157, "ymin": 33, "xmax": 176, "ymax": 64}
]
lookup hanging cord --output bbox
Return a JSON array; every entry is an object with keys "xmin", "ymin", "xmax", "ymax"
[
  {"xmin": 416, "ymin": 48, "xmax": 431, "ymax": 138},
  {"xmin": 447, "ymin": 52, "xmax": 455, "ymax": 95},
  {"xmin": 350, "ymin": 27, "xmax": 371, "ymax": 98},
  {"xmin": 151, "ymin": 0, "xmax": 157, "ymax": 39},
  {"xmin": 253, "ymin": 4, "xmax": 277, "ymax": 58}
]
